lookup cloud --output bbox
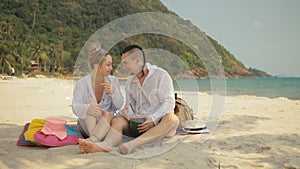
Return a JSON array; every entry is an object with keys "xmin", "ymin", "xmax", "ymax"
[{"xmin": 252, "ymin": 20, "xmax": 264, "ymax": 29}]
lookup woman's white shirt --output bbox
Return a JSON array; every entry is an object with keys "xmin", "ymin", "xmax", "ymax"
[{"xmin": 72, "ymin": 74, "xmax": 124, "ymax": 119}]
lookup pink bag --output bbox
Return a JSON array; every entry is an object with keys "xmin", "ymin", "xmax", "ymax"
[{"xmin": 34, "ymin": 131, "xmax": 82, "ymax": 147}]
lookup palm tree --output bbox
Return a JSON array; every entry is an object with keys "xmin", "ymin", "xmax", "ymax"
[
  {"xmin": 48, "ymin": 43, "xmax": 58, "ymax": 72},
  {"xmin": 48, "ymin": 42, "xmax": 64, "ymax": 72},
  {"xmin": 0, "ymin": 20, "xmax": 14, "ymax": 74},
  {"xmin": 31, "ymin": 42, "xmax": 44, "ymax": 72},
  {"xmin": 40, "ymin": 51, "xmax": 49, "ymax": 72}
]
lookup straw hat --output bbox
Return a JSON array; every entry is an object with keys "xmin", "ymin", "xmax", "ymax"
[{"xmin": 184, "ymin": 120, "xmax": 206, "ymax": 131}]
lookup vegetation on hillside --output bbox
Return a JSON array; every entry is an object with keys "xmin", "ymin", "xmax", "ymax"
[
  {"xmin": 0, "ymin": 0, "xmax": 270, "ymax": 78},
  {"xmin": 248, "ymin": 67, "xmax": 272, "ymax": 77}
]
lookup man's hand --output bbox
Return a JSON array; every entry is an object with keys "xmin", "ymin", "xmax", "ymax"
[{"xmin": 137, "ymin": 117, "xmax": 154, "ymax": 133}]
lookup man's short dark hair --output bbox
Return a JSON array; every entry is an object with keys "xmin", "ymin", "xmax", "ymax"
[{"xmin": 120, "ymin": 44, "xmax": 143, "ymax": 56}]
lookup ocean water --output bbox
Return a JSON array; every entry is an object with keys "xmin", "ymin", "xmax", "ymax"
[{"xmin": 173, "ymin": 78, "xmax": 300, "ymax": 100}]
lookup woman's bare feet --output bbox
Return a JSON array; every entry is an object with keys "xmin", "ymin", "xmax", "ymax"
[
  {"xmin": 78, "ymin": 135, "xmax": 98, "ymax": 144},
  {"xmin": 78, "ymin": 138, "xmax": 86, "ymax": 153},
  {"xmin": 78, "ymin": 139, "xmax": 112, "ymax": 153}
]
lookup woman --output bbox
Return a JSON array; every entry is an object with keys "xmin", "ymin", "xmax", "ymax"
[{"xmin": 72, "ymin": 43, "xmax": 124, "ymax": 142}]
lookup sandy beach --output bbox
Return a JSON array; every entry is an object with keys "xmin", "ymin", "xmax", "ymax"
[{"xmin": 0, "ymin": 77, "xmax": 299, "ymax": 169}]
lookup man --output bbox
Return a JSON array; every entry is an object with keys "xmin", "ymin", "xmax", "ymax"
[{"xmin": 79, "ymin": 45, "xmax": 179, "ymax": 154}]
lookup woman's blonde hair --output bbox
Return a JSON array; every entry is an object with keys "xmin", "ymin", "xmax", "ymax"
[{"xmin": 88, "ymin": 43, "xmax": 109, "ymax": 70}]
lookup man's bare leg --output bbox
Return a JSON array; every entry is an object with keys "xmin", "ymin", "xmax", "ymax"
[
  {"xmin": 119, "ymin": 113, "xmax": 179, "ymax": 154},
  {"xmin": 79, "ymin": 117, "xmax": 129, "ymax": 153}
]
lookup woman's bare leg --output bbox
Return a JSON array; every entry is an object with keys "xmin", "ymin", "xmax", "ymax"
[
  {"xmin": 79, "ymin": 117, "xmax": 129, "ymax": 153},
  {"xmin": 85, "ymin": 115, "xmax": 97, "ymax": 139},
  {"xmin": 84, "ymin": 98, "xmax": 98, "ymax": 140},
  {"xmin": 92, "ymin": 111, "xmax": 114, "ymax": 141}
]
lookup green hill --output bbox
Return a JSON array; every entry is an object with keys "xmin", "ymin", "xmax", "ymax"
[{"xmin": 0, "ymin": 0, "xmax": 271, "ymax": 78}]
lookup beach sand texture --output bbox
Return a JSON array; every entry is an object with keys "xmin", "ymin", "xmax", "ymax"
[{"xmin": 0, "ymin": 77, "xmax": 299, "ymax": 169}]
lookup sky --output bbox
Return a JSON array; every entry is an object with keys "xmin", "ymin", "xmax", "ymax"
[{"xmin": 160, "ymin": 0, "xmax": 300, "ymax": 77}]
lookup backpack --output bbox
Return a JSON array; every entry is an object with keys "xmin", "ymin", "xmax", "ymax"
[{"xmin": 174, "ymin": 93, "xmax": 194, "ymax": 128}]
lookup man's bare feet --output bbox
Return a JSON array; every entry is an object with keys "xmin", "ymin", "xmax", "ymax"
[
  {"xmin": 119, "ymin": 143, "xmax": 132, "ymax": 155},
  {"xmin": 78, "ymin": 139, "xmax": 111, "ymax": 153}
]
